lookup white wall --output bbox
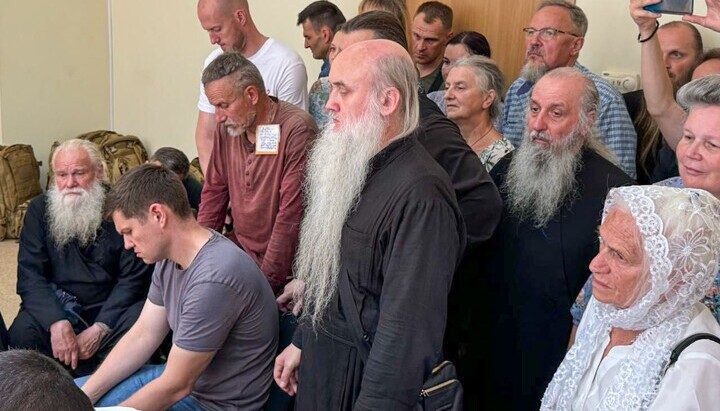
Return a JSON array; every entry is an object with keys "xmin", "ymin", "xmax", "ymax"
[
  {"xmin": 576, "ymin": 0, "xmax": 720, "ymax": 77},
  {"xmin": 0, "ymin": 1, "xmax": 110, "ymax": 184}
]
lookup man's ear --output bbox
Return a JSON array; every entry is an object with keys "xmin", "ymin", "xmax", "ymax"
[
  {"xmin": 244, "ymin": 85, "xmax": 260, "ymax": 105},
  {"xmin": 149, "ymin": 203, "xmax": 167, "ymax": 227},
  {"xmin": 378, "ymin": 87, "xmax": 401, "ymax": 117},
  {"xmin": 321, "ymin": 27, "xmax": 332, "ymax": 44},
  {"xmin": 569, "ymin": 36, "xmax": 584, "ymax": 57},
  {"xmin": 586, "ymin": 109, "xmax": 597, "ymax": 126},
  {"xmin": 232, "ymin": 8, "xmax": 247, "ymax": 25}
]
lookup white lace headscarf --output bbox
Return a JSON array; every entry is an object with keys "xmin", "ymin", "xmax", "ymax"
[{"xmin": 542, "ymin": 185, "xmax": 720, "ymax": 410}]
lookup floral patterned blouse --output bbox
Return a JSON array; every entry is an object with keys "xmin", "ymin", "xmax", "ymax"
[
  {"xmin": 309, "ymin": 77, "xmax": 331, "ymax": 129},
  {"xmin": 571, "ymin": 176, "xmax": 720, "ymax": 324},
  {"xmin": 478, "ymin": 137, "xmax": 514, "ymax": 172}
]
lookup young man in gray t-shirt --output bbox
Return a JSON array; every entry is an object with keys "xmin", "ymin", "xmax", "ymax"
[{"xmin": 77, "ymin": 164, "xmax": 278, "ymax": 411}]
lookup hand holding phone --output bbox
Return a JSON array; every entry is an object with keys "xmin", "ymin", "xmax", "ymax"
[
  {"xmin": 683, "ymin": 0, "xmax": 720, "ymax": 33},
  {"xmin": 644, "ymin": 0, "xmax": 694, "ymax": 15}
]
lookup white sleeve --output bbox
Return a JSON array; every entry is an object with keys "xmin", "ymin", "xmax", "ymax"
[
  {"xmin": 198, "ymin": 48, "xmax": 223, "ymax": 114},
  {"xmin": 650, "ymin": 350, "xmax": 720, "ymax": 410},
  {"xmin": 198, "ymin": 81, "xmax": 215, "ymax": 113}
]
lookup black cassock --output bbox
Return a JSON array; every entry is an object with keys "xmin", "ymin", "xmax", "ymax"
[
  {"xmin": 9, "ymin": 194, "xmax": 152, "ymax": 374},
  {"xmin": 294, "ymin": 135, "xmax": 466, "ymax": 411},
  {"xmin": 477, "ymin": 148, "xmax": 634, "ymax": 411}
]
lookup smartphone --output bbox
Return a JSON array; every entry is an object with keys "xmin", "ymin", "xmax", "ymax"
[{"xmin": 644, "ymin": 0, "xmax": 694, "ymax": 15}]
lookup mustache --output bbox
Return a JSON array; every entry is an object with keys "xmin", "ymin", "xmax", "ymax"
[
  {"xmin": 530, "ymin": 130, "xmax": 551, "ymax": 143},
  {"xmin": 61, "ymin": 188, "xmax": 87, "ymax": 196},
  {"xmin": 526, "ymin": 46, "xmax": 544, "ymax": 58}
]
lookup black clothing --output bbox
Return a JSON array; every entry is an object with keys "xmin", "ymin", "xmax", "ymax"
[
  {"xmin": 418, "ymin": 94, "xmax": 502, "ymax": 248},
  {"xmin": 9, "ymin": 194, "xmax": 152, "ymax": 374},
  {"xmin": 182, "ymin": 175, "xmax": 203, "ymax": 213},
  {"xmin": 294, "ymin": 135, "xmax": 465, "ymax": 411},
  {"xmin": 0, "ymin": 312, "xmax": 7, "ymax": 351},
  {"xmin": 478, "ymin": 149, "xmax": 634, "ymax": 411},
  {"xmin": 624, "ymin": 90, "xmax": 679, "ymax": 184}
]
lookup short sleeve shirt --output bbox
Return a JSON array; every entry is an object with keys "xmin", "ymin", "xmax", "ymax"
[{"xmin": 148, "ymin": 231, "xmax": 278, "ymax": 410}]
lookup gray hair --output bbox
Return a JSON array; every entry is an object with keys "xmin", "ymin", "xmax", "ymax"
[
  {"xmin": 450, "ymin": 55, "xmax": 506, "ymax": 122},
  {"xmin": 677, "ymin": 74, "xmax": 720, "ymax": 112},
  {"xmin": 371, "ymin": 53, "xmax": 420, "ymax": 138},
  {"xmin": 542, "ymin": 67, "xmax": 599, "ymax": 116},
  {"xmin": 201, "ymin": 52, "xmax": 266, "ymax": 95},
  {"xmin": 537, "ymin": 0, "xmax": 588, "ymax": 36},
  {"xmin": 52, "ymin": 139, "xmax": 106, "ymax": 181}
]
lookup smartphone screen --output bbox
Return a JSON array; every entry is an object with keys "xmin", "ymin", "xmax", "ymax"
[{"xmin": 644, "ymin": 0, "xmax": 694, "ymax": 15}]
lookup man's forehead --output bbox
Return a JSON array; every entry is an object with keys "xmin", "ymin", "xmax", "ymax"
[
  {"xmin": 205, "ymin": 77, "xmax": 237, "ymax": 100},
  {"xmin": 532, "ymin": 76, "xmax": 582, "ymax": 106},
  {"xmin": 658, "ymin": 26, "xmax": 695, "ymax": 50},
  {"xmin": 531, "ymin": 6, "xmax": 573, "ymax": 29},
  {"xmin": 54, "ymin": 149, "xmax": 91, "ymax": 167},
  {"xmin": 412, "ymin": 14, "xmax": 446, "ymax": 36}
]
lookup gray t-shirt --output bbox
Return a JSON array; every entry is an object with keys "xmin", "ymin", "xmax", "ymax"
[{"xmin": 148, "ymin": 230, "xmax": 278, "ymax": 410}]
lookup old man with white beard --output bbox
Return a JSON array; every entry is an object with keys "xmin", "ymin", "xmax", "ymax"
[
  {"xmin": 273, "ymin": 39, "xmax": 465, "ymax": 411},
  {"xmin": 477, "ymin": 67, "xmax": 634, "ymax": 411},
  {"xmin": 9, "ymin": 139, "xmax": 152, "ymax": 376}
]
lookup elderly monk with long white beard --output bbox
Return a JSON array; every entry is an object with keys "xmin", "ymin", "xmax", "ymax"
[{"xmin": 273, "ymin": 39, "xmax": 465, "ymax": 411}]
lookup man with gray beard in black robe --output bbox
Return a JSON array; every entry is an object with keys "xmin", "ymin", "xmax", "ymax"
[
  {"xmin": 273, "ymin": 40, "xmax": 465, "ymax": 411},
  {"xmin": 475, "ymin": 68, "xmax": 634, "ymax": 411},
  {"xmin": 9, "ymin": 139, "xmax": 152, "ymax": 377}
]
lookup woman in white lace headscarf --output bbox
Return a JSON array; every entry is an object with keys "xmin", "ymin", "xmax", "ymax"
[{"xmin": 542, "ymin": 185, "xmax": 720, "ymax": 410}]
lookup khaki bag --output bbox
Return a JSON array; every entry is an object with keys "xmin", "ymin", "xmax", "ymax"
[
  {"xmin": 189, "ymin": 157, "xmax": 204, "ymax": 184},
  {"xmin": 5, "ymin": 199, "xmax": 31, "ymax": 239},
  {"xmin": 47, "ymin": 130, "xmax": 149, "ymax": 187},
  {"xmin": 0, "ymin": 144, "xmax": 42, "ymax": 240}
]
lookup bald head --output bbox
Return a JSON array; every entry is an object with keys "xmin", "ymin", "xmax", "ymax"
[
  {"xmin": 198, "ymin": 0, "xmax": 253, "ymax": 53},
  {"xmin": 328, "ymin": 39, "xmax": 419, "ymax": 142}
]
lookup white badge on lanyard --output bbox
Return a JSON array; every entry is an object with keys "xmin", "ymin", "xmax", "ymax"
[{"xmin": 256, "ymin": 124, "xmax": 281, "ymax": 155}]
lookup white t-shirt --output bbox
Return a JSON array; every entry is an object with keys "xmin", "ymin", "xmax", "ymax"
[
  {"xmin": 572, "ymin": 303, "xmax": 720, "ymax": 410},
  {"xmin": 198, "ymin": 39, "xmax": 308, "ymax": 112}
]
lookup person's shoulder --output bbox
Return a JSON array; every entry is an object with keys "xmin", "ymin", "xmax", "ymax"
[
  {"xmin": 190, "ymin": 232, "xmax": 266, "ymax": 285},
  {"xmin": 264, "ymin": 38, "xmax": 304, "ymax": 63},
  {"xmin": 583, "ymin": 149, "xmax": 634, "ymax": 183},
  {"xmin": 203, "ymin": 47, "xmax": 223, "ymax": 66},
  {"xmin": 677, "ymin": 303, "xmax": 720, "ymax": 360},
  {"xmin": 277, "ymin": 101, "xmax": 318, "ymax": 136}
]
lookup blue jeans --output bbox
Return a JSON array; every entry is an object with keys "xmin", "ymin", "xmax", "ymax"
[{"xmin": 75, "ymin": 364, "xmax": 203, "ymax": 410}]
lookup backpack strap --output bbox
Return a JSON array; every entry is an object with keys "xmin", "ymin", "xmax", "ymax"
[
  {"xmin": 338, "ymin": 270, "xmax": 371, "ymax": 363},
  {"xmin": 664, "ymin": 332, "xmax": 720, "ymax": 375}
]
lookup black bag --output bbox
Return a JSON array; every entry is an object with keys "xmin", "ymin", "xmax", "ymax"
[
  {"xmin": 663, "ymin": 332, "xmax": 720, "ymax": 375},
  {"xmin": 339, "ymin": 271, "xmax": 464, "ymax": 411}
]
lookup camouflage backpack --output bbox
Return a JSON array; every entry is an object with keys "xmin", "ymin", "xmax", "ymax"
[
  {"xmin": 189, "ymin": 157, "xmax": 204, "ymax": 184},
  {"xmin": 47, "ymin": 130, "xmax": 149, "ymax": 187},
  {"xmin": 0, "ymin": 144, "xmax": 42, "ymax": 240}
]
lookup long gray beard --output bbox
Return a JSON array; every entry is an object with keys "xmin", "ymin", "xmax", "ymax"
[
  {"xmin": 520, "ymin": 60, "xmax": 549, "ymax": 83},
  {"xmin": 505, "ymin": 128, "xmax": 584, "ymax": 228},
  {"xmin": 47, "ymin": 179, "xmax": 105, "ymax": 248},
  {"xmin": 296, "ymin": 103, "xmax": 386, "ymax": 331}
]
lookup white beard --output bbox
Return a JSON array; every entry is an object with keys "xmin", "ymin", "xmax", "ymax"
[
  {"xmin": 295, "ymin": 101, "xmax": 387, "ymax": 330},
  {"xmin": 47, "ymin": 179, "xmax": 106, "ymax": 248},
  {"xmin": 505, "ymin": 124, "xmax": 586, "ymax": 228}
]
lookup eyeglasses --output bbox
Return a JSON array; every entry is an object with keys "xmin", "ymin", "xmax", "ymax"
[{"xmin": 522, "ymin": 27, "xmax": 580, "ymax": 41}]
